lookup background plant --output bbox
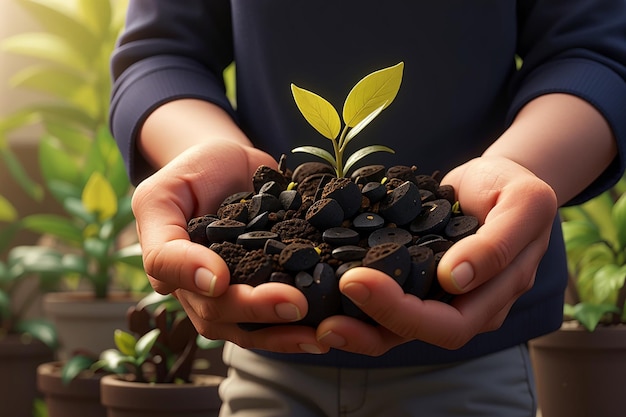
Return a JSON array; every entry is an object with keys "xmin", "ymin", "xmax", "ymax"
[
  {"xmin": 88, "ymin": 293, "xmax": 223, "ymax": 384},
  {"xmin": 0, "ymin": 0, "xmax": 147, "ymax": 298},
  {"xmin": 560, "ymin": 176, "xmax": 626, "ymax": 331},
  {"xmin": 0, "ymin": 249, "xmax": 57, "ymax": 346},
  {"xmin": 291, "ymin": 62, "xmax": 403, "ymax": 178}
]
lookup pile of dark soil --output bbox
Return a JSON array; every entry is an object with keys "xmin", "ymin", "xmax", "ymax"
[{"xmin": 187, "ymin": 160, "xmax": 478, "ymax": 327}]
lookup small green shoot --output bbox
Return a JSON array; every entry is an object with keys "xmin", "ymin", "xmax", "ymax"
[{"xmin": 291, "ymin": 62, "xmax": 404, "ymax": 177}]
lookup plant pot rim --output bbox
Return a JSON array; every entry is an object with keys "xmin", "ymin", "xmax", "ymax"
[
  {"xmin": 43, "ymin": 291, "xmax": 142, "ymax": 303},
  {"xmin": 43, "ymin": 291, "xmax": 142, "ymax": 317},
  {"xmin": 100, "ymin": 373, "xmax": 223, "ymax": 411},
  {"xmin": 530, "ymin": 321, "xmax": 626, "ymax": 350},
  {"xmin": 37, "ymin": 361, "xmax": 103, "ymax": 397},
  {"xmin": 0, "ymin": 333, "xmax": 53, "ymax": 357}
]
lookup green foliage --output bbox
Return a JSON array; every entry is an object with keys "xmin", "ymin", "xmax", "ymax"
[
  {"xmin": 7, "ymin": 128, "xmax": 144, "ymax": 299},
  {"xmin": 85, "ymin": 293, "xmax": 224, "ymax": 384},
  {"xmin": 291, "ymin": 62, "xmax": 404, "ymax": 177},
  {"xmin": 560, "ymin": 176, "xmax": 626, "ymax": 331},
  {"xmin": 0, "ymin": 0, "xmax": 145, "ymax": 303},
  {"xmin": 0, "ymin": 252, "xmax": 58, "ymax": 348},
  {"xmin": 0, "ymin": 0, "xmax": 126, "ymax": 194}
]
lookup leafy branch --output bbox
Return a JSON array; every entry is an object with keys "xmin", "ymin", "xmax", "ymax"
[{"xmin": 291, "ymin": 62, "xmax": 404, "ymax": 177}]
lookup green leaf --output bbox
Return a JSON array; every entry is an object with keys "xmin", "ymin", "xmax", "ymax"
[
  {"xmin": 14, "ymin": 319, "xmax": 58, "ymax": 349},
  {"xmin": 84, "ymin": 237, "xmax": 110, "ymax": 265},
  {"xmin": 567, "ymin": 302, "xmax": 619, "ymax": 331},
  {"xmin": 0, "ymin": 147, "xmax": 44, "ymax": 202},
  {"xmin": 291, "ymin": 146, "xmax": 337, "ymax": 168},
  {"xmin": 113, "ymin": 329, "xmax": 137, "ymax": 356},
  {"xmin": 135, "ymin": 328, "xmax": 161, "ymax": 360},
  {"xmin": 113, "ymin": 243, "xmax": 144, "ymax": 270},
  {"xmin": 0, "ymin": 195, "xmax": 18, "ymax": 222},
  {"xmin": 7, "ymin": 246, "xmax": 69, "ymax": 278},
  {"xmin": 1, "ymin": 32, "xmax": 87, "ymax": 71},
  {"xmin": 561, "ymin": 220, "xmax": 603, "ymax": 254},
  {"xmin": 111, "ymin": 195, "xmax": 136, "ymax": 236},
  {"xmin": 44, "ymin": 122, "xmax": 91, "ymax": 156},
  {"xmin": 77, "ymin": 0, "xmax": 112, "ymax": 38},
  {"xmin": 34, "ymin": 103, "xmax": 98, "ymax": 131},
  {"xmin": 344, "ymin": 145, "xmax": 395, "ymax": 174},
  {"xmin": 60, "ymin": 253, "xmax": 89, "ymax": 276},
  {"xmin": 14, "ymin": 0, "xmax": 99, "ymax": 63},
  {"xmin": 96, "ymin": 348, "xmax": 130, "ymax": 373},
  {"xmin": 88, "ymin": 127, "xmax": 131, "ymax": 199},
  {"xmin": 21, "ymin": 214, "xmax": 83, "ymax": 244},
  {"xmin": 196, "ymin": 335, "xmax": 225, "ymax": 350},
  {"xmin": 39, "ymin": 135, "xmax": 82, "ymax": 189},
  {"xmin": 63, "ymin": 196, "xmax": 96, "ymax": 225},
  {"xmin": 61, "ymin": 354, "xmax": 96, "ymax": 385},
  {"xmin": 343, "ymin": 102, "xmax": 388, "ymax": 146},
  {"xmin": 612, "ymin": 192, "xmax": 626, "ymax": 251},
  {"xmin": 592, "ymin": 264, "xmax": 626, "ymax": 304},
  {"xmin": 342, "ymin": 62, "xmax": 404, "ymax": 127},
  {"xmin": 291, "ymin": 84, "xmax": 341, "ymax": 140},
  {"xmin": 0, "ymin": 109, "xmax": 41, "ymax": 137},
  {"xmin": 574, "ymin": 192, "xmax": 618, "ymax": 244},
  {"xmin": 9, "ymin": 65, "xmax": 87, "ymax": 100},
  {"xmin": 82, "ymin": 172, "xmax": 118, "ymax": 221},
  {"xmin": 136, "ymin": 292, "xmax": 173, "ymax": 310}
]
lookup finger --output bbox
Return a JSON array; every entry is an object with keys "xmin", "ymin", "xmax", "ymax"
[
  {"xmin": 317, "ymin": 315, "xmax": 405, "ymax": 356},
  {"xmin": 132, "ymin": 171, "xmax": 233, "ymax": 296},
  {"xmin": 333, "ymin": 251, "xmax": 536, "ymax": 351},
  {"xmin": 437, "ymin": 179, "xmax": 555, "ymax": 294},
  {"xmin": 133, "ymin": 144, "xmax": 277, "ymax": 297},
  {"xmin": 176, "ymin": 282, "xmax": 309, "ymax": 324},
  {"xmin": 177, "ymin": 287, "xmax": 326, "ymax": 354}
]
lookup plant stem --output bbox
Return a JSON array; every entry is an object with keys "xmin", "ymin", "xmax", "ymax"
[{"xmin": 335, "ymin": 126, "xmax": 350, "ymax": 177}]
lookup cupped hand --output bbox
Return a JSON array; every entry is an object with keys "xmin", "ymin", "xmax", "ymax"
[
  {"xmin": 316, "ymin": 156, "xmax": 558, "ymax": 356},
  {"xmin": 132, "ymin": 142, "xmax": 328, "ymax": 353}
]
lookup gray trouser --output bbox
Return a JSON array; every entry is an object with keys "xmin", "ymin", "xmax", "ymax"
[{"xmin": 218, "ymin": 342, "xmax": 537, "ymax": 417}]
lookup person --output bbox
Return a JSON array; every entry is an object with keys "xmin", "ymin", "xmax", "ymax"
[{"xmin": 110, "ymin": 1, "xmax": 626, "ymax": 416}]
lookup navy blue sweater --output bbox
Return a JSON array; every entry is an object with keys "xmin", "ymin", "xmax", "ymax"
[{"xmin": 110, "ymin": 0, "xmax": 626, "ymax": 367}]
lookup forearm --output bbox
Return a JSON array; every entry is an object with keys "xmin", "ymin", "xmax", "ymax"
[
  {"xmin": 138, "ymin": 99, "xmax": 256, "ymax": 169},
  {"xmin": 483, "ymin": 93, "xmax": 617, "ymax": 206}
]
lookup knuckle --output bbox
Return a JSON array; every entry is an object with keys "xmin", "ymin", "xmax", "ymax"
[
  {"xmin": 194, "ymin": 299, "xmax": 223, "ymax": 322},
  {"xmin": 485, "ymin": 236, "xmax": 515, "ymax": 272}
]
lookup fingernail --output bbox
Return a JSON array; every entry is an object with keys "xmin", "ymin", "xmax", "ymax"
[
  {"xmin": 299, "ymin": 343, "xmax": 323, "ymax": 354},
  {"xmin": 451, "ymin": 261, "xmax": 474, "ymax": 291},
  {"xmin": 342, "ymin": 282, "xmax": 370, "ymax": 306},
  {"xmin": 318, "ymin": 330, "xmax": 346, "ymax": 348},
  {"xmin": 275, "ymin": 303, "xmax": 301, "ymax": 321},
  {"xmin": 194, "ymin": 267, "xmax": 217, "ymax": 296}
]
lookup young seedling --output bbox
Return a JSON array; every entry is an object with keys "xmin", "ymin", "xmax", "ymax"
[{"xmin": 291, "ymin": 62, "xmax": 404, "ymax": 178}]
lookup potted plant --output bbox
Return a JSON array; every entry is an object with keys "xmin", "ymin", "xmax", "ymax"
[
  {"xmin": 530, "ymin": 176, "xmax": 626, "ymax": 417},
  {"xmin": 0, "ymin": 0, "xmax": 148, "ymax": 358},
  {"xmin": 37, "ymin": 292, "xmax": 224, "ymax": 417},
  {"xmin": 7, "ymin": 127, "xmax": 148, "ymax": 358},
  {"xmin": 94, "ymin": 293, "xmax": 224, "ymax": 417},
  {"xmin": 0, "ymin": 236, "xmax": 58, "ymax": 417}
]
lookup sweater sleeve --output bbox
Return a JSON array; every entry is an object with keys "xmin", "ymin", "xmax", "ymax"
[
  {"xmin": 109, "ymin": 0, "xmax": 235, "ymax": 185},
  {"xmin": 510, "ymin": 0, "xmax": 626, "ymax": 205}
]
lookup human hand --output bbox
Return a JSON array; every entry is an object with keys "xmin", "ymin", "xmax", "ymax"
[
  {"xmin": 132, "ymin": 142, "xmax": 328, "ymax": 354},
  {"xmin": 315, "ymin": 156, "xmax": 558, "ymax": 355}
]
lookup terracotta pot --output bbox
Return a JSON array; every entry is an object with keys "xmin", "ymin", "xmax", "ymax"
[
  {"xmin": 530, "ymin": 323, "xmax": 626, "ymax": 417},
  {"xmin": 0, "ymin": 334, "xmax": 54, "ymax": 417},
  {"xmin": 100, "ymin": 374, "xmax": 223, "ymax": 417},
  {"xmin": 43, "ymin": 291, "xmax": 140, "ymax": 359},
  {"xmin": 37, "ymin": 361, "xmax": 106, "ymax": 417}
]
